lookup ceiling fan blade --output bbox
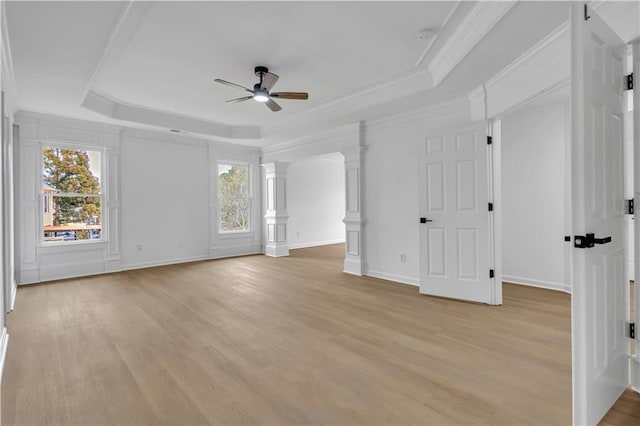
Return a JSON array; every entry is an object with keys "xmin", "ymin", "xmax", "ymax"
[
  {"xmin": 214, "ymin": 78, "xmax": 253, "ymax": 93},
  {"xmin": 265, "ymin": 98, "xmax": 282, "ymax": 112},
  {"xmin": 262, "ymin": 72, "xmax": 279, "ymax": 91},
  {"xmin": 225, "ymin": 96, "xmax": 254, "ymax": 103},
  {"xmin": 271, "ymin": 92, "xmax": 309, "ymax": 100}
]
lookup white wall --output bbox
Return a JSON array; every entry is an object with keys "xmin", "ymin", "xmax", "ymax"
[
  {"xmin": 14, "ymin": 113, "xmax": 262, "ymax": 283},
  {"xmin": 120, "ymin": 134, "xmax": 210, "ymax": 269},
  {"xmin": 361, "ymin": 102, "xmax": 471, "ymax": 286},
  {"xmin": 287, "ymin": 155, "xmax": 345, "ymax": 249},
  {"xmin": 501, "ymin": 101, "xmax": 569, "ymax": 292}
]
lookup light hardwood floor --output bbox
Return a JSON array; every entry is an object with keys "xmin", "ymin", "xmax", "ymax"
[{"xmin": 0, "ymin": 244, "xmax": 636, "ymax": 425}]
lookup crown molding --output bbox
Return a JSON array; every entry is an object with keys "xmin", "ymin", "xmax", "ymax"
[
  {"xmin": 415, "ymin": 1, "xmax": 461, "ymax": 67},
  {"xmin": 1, "ymin": 1, "xmax": 18, "ymax": 115},
  {"xmin": 261, "ymin": 122, "xmax": 360, "ymax": 164},
  {"xmin": 262, "ymin": 67, "xmax": 433, "ymax": 138},
  {"xmin": 82, "ymin": 90, "xmax": 261, "ymax": 141},
  {"xmin": 468, "ymin": 18, "xmax": 569, "ymax": 121},
  {"xmin": 364, "ymin": 96, "xmax": 470, "ymax": 134},
  {"xmin": 468, "ymin": 20, "xmax": 568, "ymax": 101},
  {"xmin": 79, "ymin": 1, "xmax": 141, "ymax": 105},
  {"xmin": 15, "ymin": 110, "xmax": 123, "ymax": 135},
  {"xmin": 428, "ymin": 1, "xmax": 516, "ymax": 87},
  {"xmin": 465, "ymin": 0, "xmax": 626, "ymax": 121}
]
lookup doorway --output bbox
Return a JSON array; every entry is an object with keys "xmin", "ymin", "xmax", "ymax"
[
  {"xmin": 286, "ymin": 153, "xmax": 346, "ymax": 251},
  {"xmin": 500, "ymin": 94, "xmax": 572, "ymax": 294}
]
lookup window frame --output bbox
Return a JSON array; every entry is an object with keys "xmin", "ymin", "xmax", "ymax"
[
  {"xmin": 217, "ymin": 161, "xmax": 251, "ymax": 234},
  {"xmin": 40, "ymin": 144, "xmax": 105, "ymax": 246}
]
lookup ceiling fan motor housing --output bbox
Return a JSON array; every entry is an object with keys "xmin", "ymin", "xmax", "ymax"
[{"xmin": 254, "ymin": 66, "xmax": 269, "ymax": 77}]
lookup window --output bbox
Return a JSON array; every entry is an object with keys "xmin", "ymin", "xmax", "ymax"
[
  {"xmin": 218, "ymin": 164, "xmax": 250, "ymax": 232},
  {"xmin": 42, "ymin": 147, "xmax": 102, "ymax": 243}
]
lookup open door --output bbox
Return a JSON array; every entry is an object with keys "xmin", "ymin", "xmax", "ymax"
[
  {"xmin": 418, "ymin": 121, "xmax": 499, "ymax": 305},
  {"xmin": 570, "ymin": 4, "xmax": 628, "ymax": 424}
]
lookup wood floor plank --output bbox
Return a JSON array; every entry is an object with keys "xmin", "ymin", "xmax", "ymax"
[{"xmin": 1, "ymin": 244, "xmax": 638, "ymax": 424}]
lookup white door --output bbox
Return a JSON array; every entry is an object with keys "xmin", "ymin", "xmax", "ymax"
[
  {"xmin": 419, "ymin": 121, "xmax": 499, "ymax": 305},
  {"xmin": 570, "ymin": 4, "xmax": 628, "ymax": 425}
]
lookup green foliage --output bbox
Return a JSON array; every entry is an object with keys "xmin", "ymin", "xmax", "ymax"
[
  {"xmin": 43, "ymin": 148, "xmax": 101, "ymax": 225},
  {"xmin": 219, "ymin": 166, "xmax": 249, "ymax": 231}
]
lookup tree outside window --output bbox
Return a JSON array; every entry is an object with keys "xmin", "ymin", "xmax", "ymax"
[
  {"xmin": 42, "ymin": 147, "xmax": 102, "ymax": 242},
  {"xmin": 218, "ymin": 164, "xmax": 250, "ymax": 232}
]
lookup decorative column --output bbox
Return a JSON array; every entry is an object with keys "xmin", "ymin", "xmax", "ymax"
[
  {"xmin": 342, "ymin": 145, "xmax": 365, "ymax": 275},
  {"xmin": 262, "ymin": 162, "xmax": 289, "ymax": 257}
]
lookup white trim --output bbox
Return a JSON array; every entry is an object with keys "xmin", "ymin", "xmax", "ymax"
[
  {"xmin": 263, "ymin": 122, "xmax": 359, "ymax": 156},
  {"xmin": 1, "ymin": 1, "xmax": 18, "ymax": 114},
  {"xmin": 10, "ymin": 279, "xmax": 16, "ymax": 311},
  {"xmin": 429, "ymin": 1, "xmax": 516, "ymax": 86},
  {"xmin": 15, "ymin": 111, "xmax": 122, "ymax": 135},
  {"xmin": 364, "ymin": 97, "xmax": 470, "ymax": 134},
  {"xmin": 121, "ymin": 255, "xmax": 212, "ymax": 271},
  {"xmin": 468, "ymin": 22, "xmax": 569, "ymax": 103},
  {"xmin": 80, "ymin": 1, "xmax": 137, "ymax": 102},
  {"xmin": 82, "ymin": 90, "xmax": 261, "ymax": 141},
  {"xmin": 631, "ymin": 354, "xmax": 640, "ymax": 393},
  {"xmin": 262, "ymin": 123, "xmax": 360, "ymax": 164},
  {"xmin": 364, "ymin": 269, "xmax": 420, "ymax": 287},
  {"xmin": 502, "ymin": 275, "xmax": 571, "ymax": 294},
  {"xmin": 415, "ymin": 1, "xmax": 461, "ymax": 67},
  {"xmin": 209, "ymin": 246, "xmax": 262, "ymax": 259},
  {"xmin": 0, "ymin": 328, "xmax": 8, "ymax": 382},
  {"xmin": 262, "ymin": 68, "xmax": 433, "ymax": 136},
  {"xmin": 289, "ymin": 239, "xmax": 345, "ymax": 250}
]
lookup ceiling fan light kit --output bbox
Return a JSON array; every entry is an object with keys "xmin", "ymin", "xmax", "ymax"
[{"xmin": 214, "ymin": 66, "xmax": 309, "ymax": 112}]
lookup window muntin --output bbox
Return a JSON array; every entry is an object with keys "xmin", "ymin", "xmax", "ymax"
[
  {"xmin": 42, "ymin": 147, "xmax": 102, "ymax": 243},
  {"xmin": 218, "ymin": 164, "xmax": 250, "ymax": 232}
]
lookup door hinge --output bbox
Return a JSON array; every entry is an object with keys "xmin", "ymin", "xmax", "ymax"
[
  {"xmin": 626, "ymin": 199, "xmax": 634, "ymax": 215},
  {"xmin": 629, "ymin": 323, "xmax": 636, "ymax": 339},
  {"xmin": 584, "ymin": 4, "xmax": 590, "ymax": 21},
  {"xmin": 487, "ymin": 136, "xmax": 493, "ymax": 145},
  {"xmin": 488, "ymin": 202, "xmax": 493, "ymax": 212},
  {"xmin": 489, "ymin": 269, "xmax": 494, "ymax": 279},
  {"xmin": 626, "ymin": 73, "xmax": 633, "ymax": 91}
]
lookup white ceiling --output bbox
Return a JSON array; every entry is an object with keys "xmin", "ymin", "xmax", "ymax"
[{"xmin": 3, "ymin": 1, "xmax": 639, "ymax": 145}]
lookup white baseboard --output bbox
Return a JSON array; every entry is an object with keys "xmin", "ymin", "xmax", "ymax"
[
  {"xmin": 0, "ymin": 327, "xmax": 9, "ymax": 382},
  {"xmin": 631, "ymin": 354, "xmax": 640, "ymax": 393},
  {"xmin": 365, "ymin": 269, "xmax": 420, "ymax": 287},
  {"xmin": 502, "ymin": 275, "xmax": 571, "ymax": 294},
  {"xmin": 289, "ymin": 239, "xmax": 345, "ymax": 250},
  {"xmin": 123, "ymin": 250, "xmax": 263, "ymax": 272},
  {"xmin": 10, "ymin": 280, "xmax": 16, "ymax": 311},
  {"xmin": 122, "ymin": 254, "xmax": 212, "ymax": 271}
]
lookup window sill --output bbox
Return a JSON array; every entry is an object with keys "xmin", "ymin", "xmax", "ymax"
[
  {"xmin": 39, "ymin": 240, "xmax": 107, "ymax": 252},
  {"xmin": 218, "ymin": 231, "xmax": 253, "ymax": 239}
]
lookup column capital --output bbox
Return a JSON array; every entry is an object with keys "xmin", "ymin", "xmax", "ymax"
[
  {"xmin": 261, "ymin": 161, "xmax": 289, "ymax": 175},
  {"xmin": 340, "ymin": 145, "xmax": 366, "ymax": 161}
]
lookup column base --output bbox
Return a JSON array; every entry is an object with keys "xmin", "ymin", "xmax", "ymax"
[{"xmin": 265, "ymin": 243, "xmax": 290, "ymax": 257}]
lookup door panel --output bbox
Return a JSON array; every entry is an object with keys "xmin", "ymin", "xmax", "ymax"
[
  {"xmin": 419, "ymin": 121, "xmax": 498, "ymax": 304},
  {"xmin": 570, "ymin": 4, "xmax": 628, "ymax": 424}
]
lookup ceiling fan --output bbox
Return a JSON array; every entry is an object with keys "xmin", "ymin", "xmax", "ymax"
[{"xmin": 214, "ymin": 66, "xmax": 309, "ymax": 112}]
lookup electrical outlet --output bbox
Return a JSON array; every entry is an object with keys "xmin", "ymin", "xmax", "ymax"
[
  {"xmin": 136, "ymin": 244, "xmax": 143, "ymax": 252},
  {"xmin": 400, "ymin": 253, "xmax": 406, "ymax": 263}
]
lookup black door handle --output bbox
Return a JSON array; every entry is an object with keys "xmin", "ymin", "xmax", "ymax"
[
  {"xmin": 420, "ymin": 218, "xmax": 433, "ymax": 224},
  {"xmin": 574, "ymin": 233, "xmax": 612, "ymax": 248},
  {"xmin": 592, "ymin": 235, "xmax": 611, "ymax": 244}
]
